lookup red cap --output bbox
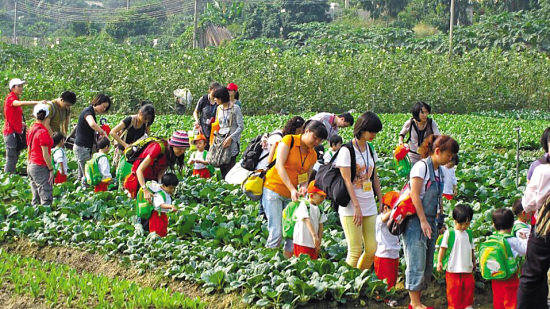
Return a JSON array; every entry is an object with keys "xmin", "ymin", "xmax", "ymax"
[
  {"xmin": 307, "ymin": 180, "xmax": 326, "ymax": 196},
  {"xmin": 227, "ymin": 83, "xmax": 238, "ymax": 91}
]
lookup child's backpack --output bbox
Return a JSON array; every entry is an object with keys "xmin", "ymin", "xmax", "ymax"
[
  {"xmin": 135, "ymin": 181, "xmax": 167, "ymax": 219},
  {"xmin": 241, "ymin": 131, "xmax": 283, "ymax": 171},
  {"xmin": 479, "ymin": 234, "xmax": 519, "ymax": 280},
  {"xmin": 84, "ymin": 152, "xmax": 107, "ymax": 186},
  {"xmin": 282, "ymin": 199, "xmax": 323, "ymax": 239},
  {"xmin": 124, "ymin": 137, "xmax": 166, "ymax": 164},
  {"xmin": 202, "ymin": 150, "xmax": 216, "ymax": 176},
  {"xmin": 512, "ymin": 221, "xmax": 530, "ymax": 237},
  {"xmin": 434, "ymin": 229, "xmax": 473, "ymax": 271}
]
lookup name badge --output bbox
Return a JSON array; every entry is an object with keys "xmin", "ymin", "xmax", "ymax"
[
  {"xmin": 298, "ymin": 173, "xmax": 308, "ymax": 184},
  {"xmin": 363, "ymin": 180, "xmax": 372, "ymax": 192}
]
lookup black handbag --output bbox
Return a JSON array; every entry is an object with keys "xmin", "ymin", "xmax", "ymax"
[{"xmin": 7, "ymin": 116, "xmax": 27, "ymax": 152}]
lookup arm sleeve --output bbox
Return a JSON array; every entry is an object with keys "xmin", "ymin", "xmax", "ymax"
[
  {"xmin": 399, "ymin": 119, "xmax": 412, "ymax": 137},
  {"xmin": 53, "ymin": 149, "xmax": 64, "ymax": 163},
  {"xmin": 335, "ymin": 146, "xmax": 351, "ymax": 168},
  {"xmin": 320, "ymin": 211, "xmax": 328, "ymax": 224},
  {"xmin": 431, "ymin": 119, "xmax": 440, "ymax": 135},
  {"xmin": 522, "ymin": 165, "xmax": 550, "ymax": 214},
  {"xmin": 451, "ymin": 169, "xmax": 457, "ymax": 185},
  {"xmin": 195, "ymin": 97, "xmax": 204, "ymax": 114},
  {"xmin": 122, "ymin": 116, "xmax": 132, "ymax": 129},
  {"xmin": 323, "ymin": 151, "xmax": 332, "ymax": 163},
  {"xmin": 410, "ymin": 160, "xmax": 428, "ymax": 182},
  {"xmin": 508, "ymin": 237, "xmax": 527, "ymax": 256},
  {"xmin": 153, "ymin": 193, "xmax": 164, "ymax": 210},
  {"xmin": 440, "ymin": 230, "xmax": 450, "ymax": 248},
  {"xmin": 98, "ymin": 156, "xmax": 112, "ymax": 178},
  {"xmin": 295, "ymin": 202, "xmax": 310, "ymax": 221},
  {"xmin": 229, "ymin": 105, "xmax": 245, "ymax": 139}
]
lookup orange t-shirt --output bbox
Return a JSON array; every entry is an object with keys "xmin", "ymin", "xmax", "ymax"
[{"xmin": 264, "ymin": 135, "xmax": 317, "ymax": 198}]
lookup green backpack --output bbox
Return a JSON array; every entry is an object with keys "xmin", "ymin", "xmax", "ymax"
[
  {"xmin": 116, "ymin": 155, "xmax": 133, "ymax": 188},
  {"xmin": 124, "ymin": 137, "xmax": 166, "ymax": 164},
  {"xmin": 85, "ymin": 152, "xmax": 107, "ymax": 186},
  {"xmin": 282, "ymin": 199, "xmax": 323, "ymax": 239},
  {"xmin": 202, "ymin": 150, "xmax": 216, "ymax": 176},
  {"xmin": 434, "ymin": 229, "xmax": 473, "ymax": 271},
  {"xmin": 135, "ymin": 181, "xmax": 166, "ymax": 219},
  {"xmin": 479, "ymin": 233, "xmax": 519, "ymax": 280}
]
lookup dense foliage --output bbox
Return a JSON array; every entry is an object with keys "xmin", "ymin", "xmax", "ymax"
[
  {"xmin": 0, "ymin": 112, "xmax": 546, "ymax": 307},
  {"xmin": 1, "ymin": 38, "xmax": 549, "ymax": 115}
]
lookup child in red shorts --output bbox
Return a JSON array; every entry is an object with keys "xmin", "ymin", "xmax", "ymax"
[
  {"xmin": 293, "ymin": 181, "xmax": 327, "ymax": 260},
  {"xmin": 149, "ymin": 173, "xmax": 179, "ymax": 237},
  {"xmin": 374, "ymin": 204, "xmax": 400, "ymax": 307},
  {"xmin": 188, "ymin": 133, "xmax": 211, "ymax": 178},
  {"xmin": 52, "ymin": 132, "xmax": 68, "ymax": 184}
]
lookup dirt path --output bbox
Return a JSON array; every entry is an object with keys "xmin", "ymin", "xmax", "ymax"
[{"xmin": 1, "ymin": 239, "xmax": 495, "ymax": 308}]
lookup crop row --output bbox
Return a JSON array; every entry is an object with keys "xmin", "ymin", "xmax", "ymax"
[
  {"xmin": 0, "ymin": 248, "xmax": 206, "ymax": 309},
  {"xmin": 1, "ymin": 38, "xmax": 549, "ymax": 114}
]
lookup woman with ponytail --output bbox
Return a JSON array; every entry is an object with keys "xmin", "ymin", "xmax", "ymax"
[{"xmin": 403, "ymin": 134, "xmax": 459, "ymax": 309}]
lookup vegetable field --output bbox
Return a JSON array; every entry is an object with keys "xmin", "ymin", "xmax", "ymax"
[{"xmin": 0, "ymin": 112, "xmax": 545, "ymax": 308}]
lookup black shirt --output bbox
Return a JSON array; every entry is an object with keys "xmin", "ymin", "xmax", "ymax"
[
  {"xmin": 117, "ymin": 116, "xmax": 148, "ymax": 150},
  {"xmin": 195, "ymin": 94, "xmax": 217, "ymax": 139},
  {"xmin": 74, "ymin": 106, "xmax": 96, "ymax": 149}
]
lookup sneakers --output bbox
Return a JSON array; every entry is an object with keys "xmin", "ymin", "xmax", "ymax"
[{"xmin": 384, "ymin": 299, "xmax": 398, "ymax": 307}]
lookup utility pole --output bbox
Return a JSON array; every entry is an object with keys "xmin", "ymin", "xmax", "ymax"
[
  {"xmin": 127, "ymin": 0, "xmax": 130, "ymax": 10},
  {"xmin": 193, "ymin": 0, "xmax": 198, "ymax": 48},
  {"xmin": 449, "ymin": 0, "xmax": 455, "ymax": 56},
  {"xmin": 345, "ymin": 0, "xmax": 349, "ymax": 9},
  {"xmin": 13, "ymin": 0, "xmax": 17, "ymax": 44}
]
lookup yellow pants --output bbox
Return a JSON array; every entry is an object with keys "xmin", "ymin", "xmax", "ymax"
[{"xmin": 341, "ymin": 215, "xmax": 377, "ymax": 270}]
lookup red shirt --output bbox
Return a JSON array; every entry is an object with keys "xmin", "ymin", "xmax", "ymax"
[
  {"xmin": 3, "ymin": 92, "xmax": 23, "ymax": 135},
  {"xmin": 27, "ymin": 122, "xmax": 53, "ymax": 166},
  {"xmin": 131, "ymin": 141, "xmax": 168, "ymax": 181}
]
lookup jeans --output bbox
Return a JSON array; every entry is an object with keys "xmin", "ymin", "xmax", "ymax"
[
  {"xmin": 27, "ymin": 163, "xmax": 53, "ymax": 205},
  {"xmin": 3, "ymin": 134, "xmax": 20, "ymax": 174},
  {"xmin": 517, "ymin": 226, "xmax": 550, "ymax": 309},
  {"xmin": 402, "ymin": 216, "xmax": 437, "ymax": 291},
  {"xmin": 340, "ymin": 215, "xmax": 377, "ymax": 270},
  {"xmin": 74, "ymin": 144, "xmax": 91, "ymax": 183},
  {"xmin": 263, "ymin": 187, "xmax": 291, "ymax": 249}
]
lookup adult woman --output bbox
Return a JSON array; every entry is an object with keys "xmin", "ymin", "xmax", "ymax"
[
  {"xmin": 399, "ymin": 101, "xmax": 440, "ymax": 165},
  {"xmin": 27, "ymin": 104, "xmax": 54, "ymax": 205},
  {"xmin": 257, "ymin": 116, "xmax": 305, "ymax": 171},
  {"xmin": 310, "ymin": 112, "xmax": 354, "ymax": 140},
  {"xmin": 193, "ymin": 82, "xmax": 221, "ymax": 143},
  {"xmin": 263, "ymin": 120, "xmax": 327, "ymax": 257},
  {"xmin": 3, "ymin": 78, "xmax": 43, "ymax": 174},
  {"xmin": 110, "ymin": 103, "xmax": 155, "ymax": 154},
  {"xmin": 526, "ymin": 127, "xmax": 550, "ymax": 183},
  {"xmin": 212, "ymin": 87, "xmax": 244, "ymax": 178},
  {"xmin": 227, "ymin": 83, "xmax": 241, "ymax": 109},
  {"xmin": 404, "ymin": 135, "xmax": 459, "ymax": 309},
  {"xmin": 336, "ymin": 112, "xmax": 383, "ymax": 270},
  {"xmin": 73, "ymin": 94, "xmax": 111, "ymax": 183}
]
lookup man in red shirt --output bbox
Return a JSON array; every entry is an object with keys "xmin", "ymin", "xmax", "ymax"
[{"xmin": 3, "ymin": 78, "xmax": 44, "ymax": 174}]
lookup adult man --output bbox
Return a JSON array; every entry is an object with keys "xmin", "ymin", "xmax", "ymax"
[
  {"xmin": 3, "ymin": 78, "xmax": 43, "ymax": 173},
  {"xmin": 46, "ymin": 91, "xmax": 77, "ymax": 135},
  {"xmin": 309, "ymin": 112, "xmax": 354, "ymax": 140}
]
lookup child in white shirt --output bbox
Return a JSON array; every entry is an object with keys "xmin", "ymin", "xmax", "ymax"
[
  {"xmin": 52, "ymin": 132, "xmax": 68, "ymax": 184},
  {"xmin": 94, "ymin": 137, "xmax": 112, "ymax": 193},
  {"xmin": 441, "ymin": 154, "xmax": 458, "ymax": 200},
  {"xmin": 437, "ymin": 204, "xmax": 475, "ymax": 309},
  {"xmin": 374, "ymin": 204, "xmax": 401, "ymax": 289},
  {"xmin": 293, "ymin": 181, "xmax": 328, "ymax": 260},
  {"xmin": 149, "ymin": 173, "xmax": 179, "ymax": 238},
  {"xmin": 323, "ymin": 135, "xmax": 342, "ymax": 163},
  {"xmin": 188, "ymin": 134, "xmax": 211, "ymax": 178},
  {"xmin": 512, "ymin": 199, "xmax": 532, "ymax": 240}
]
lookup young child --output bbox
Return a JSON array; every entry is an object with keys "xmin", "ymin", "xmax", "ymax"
[
  {"xmin": 149, "ymin": 173, "xmax": 179, "ymax": 237},
  {"xmin": 188, "ymin": 134, "xmax": 211, "ymax": 178},
  {"xmin": 512, "ymin": 199, "xmax": 532, "ymax": 240},
  {"xmin": 441, "ymin": 154, "xmax": 459, "ymax": 200},
  {"xmin": 489, "ymin": 208, "xmax": 527, "ymax": 309},
  {"xmin": 374, "ymin": 204, "xmax": 400, "ymax": 306},
  {"xmin": 437, "ymin": 204, "xmax": 475, "ymax": 309},
  {"xmin": 323, "ymin": 135, "xmax": 343, "ymax": 163},
  {"xmin": 52, "ymin": 132, "xmax": 68, "ymax": 184},
  {"xmin": 293, "ymin": 181, "xmax": 327, "ymax": 260},
  {"xmin": 94, "ymin": 137, "xmax": 112, "ymax": 192}
]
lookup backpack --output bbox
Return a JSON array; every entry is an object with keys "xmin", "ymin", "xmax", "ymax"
[
  {"xmin": 124, "ymin": 137, "xmax": 166, "ymax": 164},
  {"xmin": 512, "ymin": 221, "xmax": 530, "ymax": 238},
  {"xmin": 479, "ymin": 233, "xmax": 519, "ymax": 280},
  {"xmin": 85, "ymin": 152, "xmax": 107, "ymax": 186},
  {"xmin": 282, "ymin": 199, "xmax": 323, "ymax": 239},
  {"xmin": 241, "ymin": 131, "xmax": 283, "ymax": 171},
  {"xmin": 434, "ymin": 229, "xmax": 473, "ymax": 271},
  {"xmin": 202, "ymin": 150, "xmax": 216, "ymax": 176},
  {"xmin": 136, "ymin": 181, "xmax": 166, "ymax": 219},
  {"xmin": 405, "ymin": 118, "xmax": 434, "ymax": 146}
]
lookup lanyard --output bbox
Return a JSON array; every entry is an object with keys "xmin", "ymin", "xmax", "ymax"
[
  {"xmin": 299, "ymin": 145, "xmax": 308, "ymax": 168},
  {"xmin": 354, "ymin": 139, "xmax": 370, "ymax": 175}
]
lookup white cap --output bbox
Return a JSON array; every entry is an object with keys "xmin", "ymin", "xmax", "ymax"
[
  {"xmin": 9, "ymin": 78, "xmax": 26, "ymax": 90},
  {"xmin": 33, "ymin": 103, "xmax": 49, "ymax": 118}
]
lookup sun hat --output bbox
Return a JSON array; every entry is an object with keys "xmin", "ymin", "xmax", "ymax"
[
  {"xmin": 169, "ymin": 131, "xmax": 190, "ymax": 148},
  {"xmin": 192, "ymin": 133, "xmax": 207, "ymax": 144},
  {"xmin": 9, "ymin": 78, "xmax": 26, "ymax": 90},
  {"xmin": 227, "ymin": 83, "xmax": 238, "ymax": 91},
  {"xmin": 307, "ymin": 180, "xmax": 326, "ymax": 196},
  {"xmin": 33, "ymin": 103, "xmax": 50, "ymax": 118}
]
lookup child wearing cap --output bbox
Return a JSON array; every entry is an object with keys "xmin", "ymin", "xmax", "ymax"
[
  {"xmin": 293, "ymin": 180, "xmax": 328, "ymax": 260},
  {"xmin": 188, "ymin": 133, "xmax": 212, "ymax": 178},
  {"xmin": 374, "ymin": 203, "xmax": 401, "ymax": 298}
]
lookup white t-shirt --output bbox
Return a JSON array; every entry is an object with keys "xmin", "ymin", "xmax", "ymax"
[
  {"xmin": 97, "ymin": 155, "xmax": 111, "ymax": 179},
  {"xmin": 513, "ymin": 220, "xmax": 531, "ymax": 241},
  {"xmin": 189, "ymin": 150, "xmax": 208, "ymax": 170},
  {"xmin": 441, "ymin": 166, "xmax": 457, "ymax": 195},
  {"xmin": 335, "ymin": 143, "xmax": 378, "ymax": 217},
  {"xmin": 441, "ymin": 230, "xmax": 474, "ymax": 273},
  {"xmin": 375, "ymin": 214, "xmax": 400, "ymax": 259},
  {"xmin": 256, "ymin": 131, "xmax": 283, "ymax": 170},
  {"xmin": 323, "ymin": 149, "xmax": 336, "ymax": 164},
  {"xmin": 52, "ymin": 147, "xmax": 68, "ymax": 175},
  {"xmin": 153, "ymin": 188, "xmax": 172, "ymax": 213},
  {"xmin": 293, "ymin": 201, "xmax": 327, "ymax": 248},
  {"xmin": 409, "ymin": 159, "xmax": 441, "ymax": 200},
  {"xmin": 506, "ymin": 236, "xmax": 527, "ymax": 257}
]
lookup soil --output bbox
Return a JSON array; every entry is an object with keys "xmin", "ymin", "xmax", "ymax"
[{"xmin": 1, "ymin": 238, "xmax": 495, "ymax": 309}]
